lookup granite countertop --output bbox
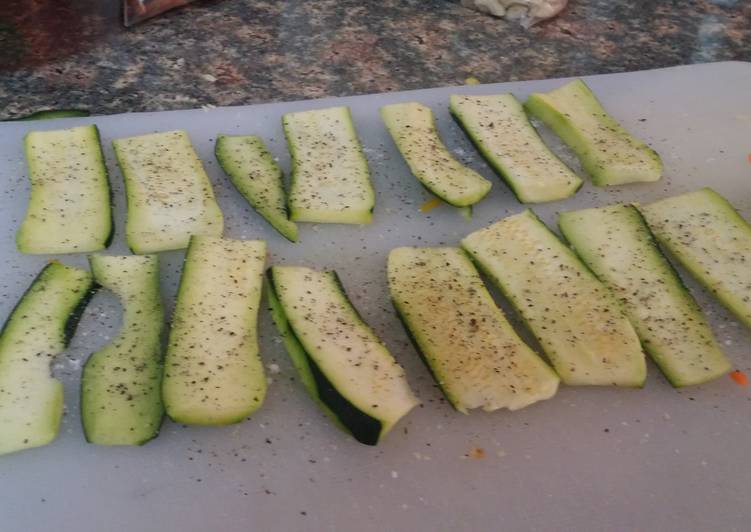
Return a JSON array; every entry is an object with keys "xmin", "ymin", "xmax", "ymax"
[{"xmin": 0, "ymin": 0, "xmax": 749, "ymax": 119}]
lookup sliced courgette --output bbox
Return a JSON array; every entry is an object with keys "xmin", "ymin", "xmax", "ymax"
[
  {"xmin": 113, "ymin": 130, "xmax": 224, "ymax": 254},
  {"xmin": 559, "ymin": 204, "xmax": 731, "ymax": 387},
  {"xmin": 449, "ymin": 93, "xmax": 582, "ymax": 203},
  {"xmin": 283, "ymin": 106, "xmax": 375, "ymax": 224},
  {"xmin": 525, "ymin": 79, "xmax": 662, "ymax": 186},
  {"xmin": 17, "ymin": 125, "xmax": 112, "ymax": 254},
  {"xmin": 162, "ymin": 236, "xmax": 267, "ymax": 425},
  {"xmin": 381, "ymin": 102, "xmax": 491, "ymax": 207},
  {"xmin": 81, "ymin": 255, "xmax": 165, "ymax": 445},
  {"xmin": 14, "ymin": 109, "xmax": 90, "ymax": 121},
  {"xmin": 0, "ymin": 262, "xmax": 95, "ymax": 455},
  {"xmin": 268, "ymin": 266, "xmax": 418, "ymax": 445},
  {"xmin": 388, "ymin": 247, "xmax": 559, "ymax": 412},
  {"xmin": 462, "ymin": 210, "xmax": 646, "ymax": 387},
  {"xmin": 639, "ymin": 188, "xmax": 751, "ymax": 330},
  {"xmin": 215, "ymin": 134, "xmax": 298, "ymax": 242}
]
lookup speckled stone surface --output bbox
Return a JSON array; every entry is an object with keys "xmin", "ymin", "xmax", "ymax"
[{"xmin": 0, "ymin": 0, "xmax": 749, "ymax": 118}]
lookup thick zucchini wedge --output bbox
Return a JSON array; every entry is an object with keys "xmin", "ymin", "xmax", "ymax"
[
  {"xmin": 381, "ymin": 102, "xmax": 491, "ymax": 207},
  {"xmin": 462, "ymin": 210, "xmax": 646, "ymax": 387},
  {"xmin": 388, "ymin": 247, "xmax": 559, "ymax": 412},
  {"xmin": 268, "ymin": 266, "xmax": 418, "ymax": 445},
  {"xmin": 162, "ymin": 236, "xmax": 267, "ymax": 425},
  {"xmin": 215, "ymin": 134, "xmax": 298, "ymax": 242},
  {"xmin": 283, "ymin": 106, "xmax": 375, "ymax": 224},
  {"xmin": 0, "ymin": 263, "xmax": 95, "ymax": 455},
  {"xmin": 113, "ymin": 130, "xmax": 224, "ymax": 254},
  {"xmin": 525, "ymin": 79, "xmax": 663, "ymax": 186},
  {"xmin": 81, "ymin": 255, "xmax": 165, "ymax": 445},
  {"xmin": 639, "ymin": 188, "xmax": 751, "ymax": 330},
  {"xmin": 17, "ymin": 125, "xmax": 112, "ymax": 254},
  {"xmin": 559, "ymin": 205, "xmax": 731, "ymax": 387},
  {"xmin": 449, "ymin": 94, "xmax": 581, "ymax": 203}
]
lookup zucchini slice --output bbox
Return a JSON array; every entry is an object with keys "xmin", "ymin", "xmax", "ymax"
[
  {"xmin": 283, "ymin": 106, "xmax": 375, "ymax": 224},
  {"xmin": 162, "ymin": 236, "xmax": 267, "ymax": 425},
  {"xmin": 525, "ymin": 79, "xmax": 663, "ymax": 186},
  {"xmin": 268, "ymin": 266, "xmax": 418, "ymax": 445},
  {"xmin": 387, "ymin": 247, "xmax": 559, "ymax": 412},
  {"xmin": 17, "ymin": 125, "xmax": 112, "ymax": 254},
  {"xmin": 639, "ymin": 188, "xmax": 751, "ymax": 330},
  {"xmin": 113, "ymin": 130, "xmax": 224, "ymax": 254},
  {"xmin": 461, "ymin": 210, "xmax": 646, "ymax": 387},
  {"xmin": 381, "ymin": 102, "xmax": 491, "ymax": 207},
  {"xmin": 215, "ymin": 134, "xmax": 298, "ymax": 242},
  {"xmin": 449, "ymin": 94, "xmax": 582, "ymax": 203},
  {"xmin": 0, "ymin": 262, "xmax": 95, "ymax": 455},
  {"xmin": 14, "ymin": 109, "xmax": 90, "ymax": 121},
  {"xmin": 559, "ymin": 204, "xmax": 731, "ymax": 387},
  {"xmin": 81, "ymin": 255, "xmax": 165, "ymax": 445}
]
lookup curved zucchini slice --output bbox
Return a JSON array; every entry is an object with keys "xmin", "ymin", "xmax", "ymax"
[
  {"xmin": 15, "ymin": 109, "xmax": 90, "ymax": 121},
  {"xmin": 525, "ymin": 79, "xmax": 662, "ymax": 186},
  {"xmin": 639, "ymin": 188, "xmax": 751, "ymax": 330},
  {"xmin": 81, "ymin": 255, "xmax": 165, "ymax": 445},
  {"xmin": 215, "ymin": 134, "xmax": 298, "ymax": 242},
  {"xmin": 17, "ymin": 125, "xmax": 112, "ymax": 254},
  {"xmin": 162, "ymin": 236, "xmax": 267, "ymax": 425},
  {"xmin": 449, "ymin": 94, "xmax": 581, "ymax": 203},
  {"xmin": 381, "ymin": 102, "xmax": 491, "ymax": 207},
  {"xmin": 283, "ymin": 106, "xmax": 375, "ymax": 224},
  {"xmin": 113, "ymin": 130, "xmax": 224, "ymax": 254},
  {"xmin": 388, "ymin": 247, "xmax": 559, "ymax": 412},
  {"xmin": 559, "ymin": 204, "xmax": 731, "ymax": 387},
  {"xmin": 462, "ymin": 210, "xmax": 646, "ymax": 387},
  {"xmin": 0, "ymin": 263, "xmax": 95, "ymax": 455},
  {"xmin": 268, "ymin": 266, "xmax": 418, "ymax": 445}
]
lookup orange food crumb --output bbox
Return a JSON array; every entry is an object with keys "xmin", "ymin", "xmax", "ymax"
[
  {"xmin": 468, "ymin": 447, "xmax": 485, "ymax": 459},
  {"xmin": 730, "ymin": 370, "xmax": 749, "ymax": 387},
  {"xmin": 419, "ymin": 197, "xmax": 443, "ymax": 213},
  {"xmin": 747, "ymin": 153, "xmax": 751, "ymax": 165}
]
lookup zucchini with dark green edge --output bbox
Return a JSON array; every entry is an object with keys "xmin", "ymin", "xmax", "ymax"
[
  {"xmin": 462, "ymin": 210, "xmax": 646, "ymax": 387},
  {"xmin": 81, "ymin": 255, "xmax": 165, "ymax": 445},
  {"xmin": 0, "ymin": 262, "xmax": 96, "ymax": 455},
  {"xmin": 639, "ymin": 188, "xmax": 751, "ymax": 330},
  {"xmin": 162, "ymin": 236, "xmax": 267, "ymax": 425},
  {"xmin": 559, "ymin": 204, "xmax": 731, "ymax": 387},
  {"xmin": 381, "ymin": 102, "xmax": 491, "ymax": 207},
  {"xmin": 268, "ymin": 266, "xmax": 418, "ymax": 445},
  {"xmin": 525, "ymin": 79, "xmax": 662, "ymax": 186},
  {"xmin": 14, "ymin": 109, "xmax": 90, "ymax": 121},
  {"xmin": 449, "ymin": 93, "xmax": 582, "ymax": 203},
  {"xmin": 17, "ymin": 125, "xmax": 113, "ymax": 254},
  {"xmin": 388, "ymin": 246, "xmax": 559, "ymax": 412}
]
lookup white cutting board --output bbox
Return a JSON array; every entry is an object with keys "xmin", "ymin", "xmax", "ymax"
[{"xmin": 1, "ymin": 61, "xmax": 750, "ymax": 532}]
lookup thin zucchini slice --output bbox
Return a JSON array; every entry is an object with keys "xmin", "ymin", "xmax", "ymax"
[
  {"xmin": 14, "ymin": 109, "xmax": 90, "ymax": 121},
  {"xmin": 639, "ymin": 188, "xmax": 751, "ymax": 330},
  {"xmin": 113, "ymin": 130, "xmax": 224, "ymax": 254},
  {"xmin": 81, "ymin": 255, "xmax": 165, "ymax": 445},
  {"xmin": 387, "ymin": 247, "xmax": 559, "ymax": 412},
  {"xmin": 449, "ymin": 93, "xmax": 582, "ymax": 203},
  {"xmin": 559, "ymin": 204, "xmax": 731, "ymax": 387},
  {"xmin": 525, "ymin": 79, "xmax": 663, "ymax": 186},
  {"xmin": 215, "ymin": 134, "xmax": 298, "ymax": 242},
  {"xmin": 268, "ymin": 266, "xmax": 418, "ymax": 445},
  {"xmin": 462, "ymin": 210, "xmax": 646, "ymax": 387},
  {"xmin": 381, "ymin": 102, "xmax": 491, "ymax": 207},
  {"xmin": 0, "ymin": 262, "xmax": 95, "ymax": 455},
  {"xmin": 17, "ymin": 125, "xmax": 112, "ymax": 254},
  {"xmin": 162, "ymin": 236, "xmax": 267, "ymax": 425},
  {"xmin": 283, "ymin": 106, "xmax": 375, "ymax": 224}
]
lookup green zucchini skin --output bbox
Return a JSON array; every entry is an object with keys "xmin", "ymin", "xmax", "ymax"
[{"xmin": 13, "ymin": 109, "xmax": 91, "ymax": 121}]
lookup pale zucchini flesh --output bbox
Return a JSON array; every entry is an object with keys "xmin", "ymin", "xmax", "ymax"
[
  {"xmin": 113, "ymin": 130, "xmax": 224, "ymax": 254},
  {"xmin": 559, "ymin": 204, "xmax": 731, "ymax": 387},
  {"xmin": 388, "ymin": 247, "xmax": 559, "ymax": 412},
  {"xmin": 525, "ymin": 79, "xmax": 663, "ymax": 186},
  {"xmin": 462, "ymin": 210, "xmax": 646, "ymax": 387},
  {"xmin": 449, "ymin": 94, "xmax": 581, "ymax": 203},
  {"xmin": 17, "ymin": 125, "xmax": 112, "ymax": 254},
  {"xmin": 162, "ymin": 236, "xmax": 267, "ymax": 425},
  {"xmin": 381, "ymin": 102, "xmax": 491, "ymax": 207}
]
